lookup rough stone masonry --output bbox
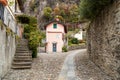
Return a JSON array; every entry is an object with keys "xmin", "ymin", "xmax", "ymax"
[{"xmin": 87, "ymin": 0, "xmax": 120, "ymax": 80}]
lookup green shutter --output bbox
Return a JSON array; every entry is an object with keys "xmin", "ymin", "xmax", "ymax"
[{"xmin": 53, "ymin": 24, "xmax": 57, "ymax": 29}]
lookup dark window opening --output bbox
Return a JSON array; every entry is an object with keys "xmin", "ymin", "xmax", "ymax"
[{"xmin": 53, "ymin": 24, "xmax": 57, "ymax": 29}]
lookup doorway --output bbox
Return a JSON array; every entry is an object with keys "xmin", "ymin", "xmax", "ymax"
[{"xmin": 53, "ymin": 43, "xmax": 57, "ymax": 52}]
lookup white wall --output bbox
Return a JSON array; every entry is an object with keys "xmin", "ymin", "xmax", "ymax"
[
  {"xmin": 0, "ymin": 25, "xmax": 16, "ymax": 78},
  {"xmin": 0, "ymin": 3, "xmax": 19, "ymax": 79},
  {"xmin": 74, "ymin": 29, "xmax": 83, "ymax": 40},
  {"xmin": 4, "ymin": 6, "xmax": 16, "ymax": 33}
]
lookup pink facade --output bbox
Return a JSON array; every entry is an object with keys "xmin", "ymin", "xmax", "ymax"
[{"xmin": 46, "ymin": 22, "xmax": 66, "ymax": 53}]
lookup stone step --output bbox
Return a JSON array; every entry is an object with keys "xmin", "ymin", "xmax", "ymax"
[
  {"xmin": 18, "ymin": 39, "xmax": 28, "ymax": 42},
  {"xmin": 14, "ymin": 56, "xmax": 32, "ymax": 59},
  {"xmin": 16, "ymin": 47, "xmax": 29, "ymax": 50},
  {"xmin": 12, "ymin": 39, "xmax": 32, "ymax": 69},
  {"xmin": 12, "ymin": 62, "xmax": 32, "ymax": 66},
  {"xmin": 16, "ymin": 50, "xmax": 30, "ymax": 52},
  {"xmin": 16, "ymin": 49, "xmax": 29, "ymax": 51},
  {"xmin": 16, "ymin": 50, "xmax": 30, "ymax": 53},
  {"xmin": 16, "ymin": 47, "xmax": 29, "ymax": 49},
  {"xmin": 13, "ymin": 58, "xmax": 32, "ymax": 62},
  {"xmin": 12, "ymin": 65, "xmax": 31, "ymax": 69},
  {"xmin": 17, "ymin": 41, "xmax": 28, "ymax": 43},
  {"xmin": 17, "ymin": 45, "xmax": 28, "ymax": 47},
  {"xmin": 15, "ymin": 53, "xmax": 32, "ymax": 56}
]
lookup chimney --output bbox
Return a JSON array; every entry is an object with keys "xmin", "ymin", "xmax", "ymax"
[{"xmin": 55, "ymin": 15, "xmax": 59, "ymax": 21}]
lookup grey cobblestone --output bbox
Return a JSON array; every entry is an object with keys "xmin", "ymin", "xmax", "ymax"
[
  {"xmin": 75, "ymin": 50, "xmax": 112, "ymax": 80},
  {"xmin": 2, "ymin": 49, "xmax": 113, "ymax": 80},
  {"xmin": 2, "ymin": 52, "xmax": 69, "ymax": 80}
]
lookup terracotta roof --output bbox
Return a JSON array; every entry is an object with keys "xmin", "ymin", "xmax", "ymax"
[
  {"xmin": 0, "ymin": 0, "xmax": 8, "ymax": 6},
  {"xmin": 44, "ymin": 20, "xmax": 67, "ymax": 33}
]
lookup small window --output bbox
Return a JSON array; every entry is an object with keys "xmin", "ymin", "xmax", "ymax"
[{"xmin": 53, "ymin": 24, "xmax": 57, "ymax": 29}]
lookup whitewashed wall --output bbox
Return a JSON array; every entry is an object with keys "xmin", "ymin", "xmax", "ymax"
[
  {"xmin": 0, "ymin": 24, "xmax": 16, "ymax": 79},
  {"xmin": 4, "ymin": 6, "xmax": 17, "ymax": 33},
  {"xmin": 0, "ymin": 2, "xmax": 20, "ymax": 79},
  {"xmin": 74, "ymin": 29, "xmax": 83, "ymax": 40}
]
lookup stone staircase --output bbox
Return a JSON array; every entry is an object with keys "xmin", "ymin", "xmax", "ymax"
[{"xmin": 12, "ymin": 39, "xmax": 32, "ymax": 69}]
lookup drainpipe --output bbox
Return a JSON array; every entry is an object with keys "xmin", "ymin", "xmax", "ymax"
[{"xmin": 5, "ymin": 6, "xmax": 16, "ymax": 20}]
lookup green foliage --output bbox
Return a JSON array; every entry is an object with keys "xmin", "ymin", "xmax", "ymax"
[
  {"xmin": 43, "ymin": 3, "xmax": 79, "ymax": 23},
  {"xmin": 0, "ymin": 20, "xmax": 2, "ymax": 25},
  {"xmin": 71, "ymin": 38, "xmax": 79, "ymax": 44},
  {"xmin": 62, "ymin": 46, "xmax": 68, "ymax": 52},
  {"xmin": 79, "ymin": 0, "xmax": 112, "ymax": 20},
  {"xmin": 69, "ymin": 4, "xmax": 79, "ymax": 23},
  {"xmin": 28, "ymin": 31, "xmax": 41, "ymax": 58},
  {"xmin": 43, "ymin": 7, "xmax": 52, "ymax": 20},
  {"xmin": 29, "ymin": 31, "xmax": 41, "ymax": 48},
  {"xmin": 16, "ymin": 14, "xmax": 37, "ymax": 25},
  {"xmin": 17, "ymin": 15, "xmax": 42, "ymax": 58},
  {"xmin": 9, "ymin": 1, "xmax": 14, "ymax": 6},
  {"xmin": 31, "ymin": 48, "xmax": 37, "ymax": 58},
  {"xmin": 6, "ymin": 27, "xmax": 12, "ymax": 36},
  {"xmin": 0, "ymin": 20, "xmax": 4, "ymax": 30},
  {"xmin": 16, "ymin": 15, "xmax": 30, "ymax": 24},
  {"xmin": 59, "ymin": 3, "xmax": 79, "ymax": 22}
]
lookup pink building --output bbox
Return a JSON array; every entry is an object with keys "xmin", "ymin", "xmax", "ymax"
[{"xmin": 45, "ymin": 20, "xmax": 67, "ymax": 53}]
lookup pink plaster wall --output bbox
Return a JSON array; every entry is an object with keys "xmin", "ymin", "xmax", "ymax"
[{"xmin": 46, "ymin": 23, "xmax": 65, "ymax": 53}]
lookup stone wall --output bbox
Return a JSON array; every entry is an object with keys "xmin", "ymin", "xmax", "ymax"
[
  {"xmin": 0, "ymin": 22, "xmax": 16, "ymax": 79},
  {"xmin": 87, "ymin": 1, "xmax": 120, "ymax": 79},
  {"xmin": 68, "ymin": 45, "xmax": 86, "ymax": 51}
]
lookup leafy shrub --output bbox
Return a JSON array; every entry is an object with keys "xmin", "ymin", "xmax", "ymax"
[
  {"xmin": 16, "ymin": 15, "xmax": 37, "ymax": 25},
  {"xmin": 17, "ymin": 15, "xmax": 42, "ymax": 58},
  {"xmin": 62, "ymin": 46, "xmax": 68, "ymax": 52},
  {"xmin": 71, "ymin": 38, "xmax": 79, "ymax": 44},
  {"xmin": 31, "ymin": 48, "xmax": 37, "ymax": 58},
  {"xmin": 16, "ymin": 15, "xmax": 30, "ymax": 24},
  {"xmin": 28, "ymin": 31, "xmax": 42, "ymax": 58}
]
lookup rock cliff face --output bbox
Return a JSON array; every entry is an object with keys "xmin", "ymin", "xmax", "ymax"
[
  {"xmin": 23, "ymin": 0, "xmax": 80, "ymax": 29},
  {"xmin": 87, "ymin": 1, "xmax": 120, "ymax": 79}
]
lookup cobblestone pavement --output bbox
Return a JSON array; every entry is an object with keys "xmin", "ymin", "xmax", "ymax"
[
  {"xmin": 2, "ymin": 52, "xmax": 70, "ymax": 80},
  {"xmin": 75, "ymin": 49, "xmax": 112, "ymax": 80},
  {"xmin": 2, "ymin": 49, "xmax": 112, "ymax": 80},
  {"xmin": 58, "ymin": 50, "xmax": 82, "ymax": 80}
]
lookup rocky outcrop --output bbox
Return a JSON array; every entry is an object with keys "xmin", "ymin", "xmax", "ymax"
[
  {"xmin": 87, "ymin": 1, "xmax": 120, "ymax": 79},
  {"xmin": 23, "ymin": 0, "xmax": 80, "ymax": 29}
]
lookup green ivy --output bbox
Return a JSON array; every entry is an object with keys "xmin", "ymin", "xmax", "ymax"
[{"xmin": 79, "ymin": 0, "xmax": 112, "ymax": 20}]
